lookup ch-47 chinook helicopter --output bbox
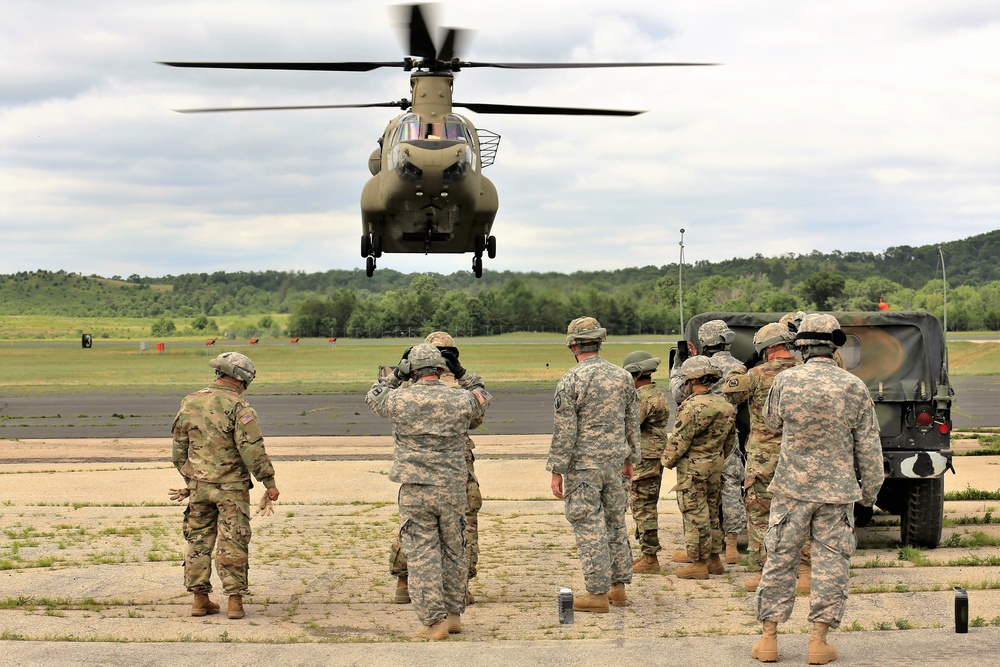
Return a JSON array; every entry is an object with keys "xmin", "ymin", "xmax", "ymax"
[{"xmin": 162, "ymin": 4, "xmax": 714, "ymax": 277}]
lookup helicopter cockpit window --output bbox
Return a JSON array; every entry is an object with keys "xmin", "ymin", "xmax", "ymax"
[{"xmin": 394, "ymin": 114, "xmax": 468, "ymax": 143}]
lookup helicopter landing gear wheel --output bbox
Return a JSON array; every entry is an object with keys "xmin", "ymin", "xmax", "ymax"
[
  {"xmin": 361, "ymin": 234, "xmax": 371, "ymax": 258},
  {"xmin": 366, "ymin": 255, "xmax": 375, "ymax": 277},
  {"xmin": 486, "ymin": 235, "xmax": 496, "ymax": 259},
  {"xmin": 472, "ymin": 256, "xmax": 483, "ymax": 278},
  {"xmin": 474, "ymin": 234, "xmax": 486, "ymax": 256},
  {"xmin": 372, "ymin": 233, "xmax": 383, "ymax": 258}
]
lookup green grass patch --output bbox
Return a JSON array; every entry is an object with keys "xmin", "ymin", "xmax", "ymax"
[{"xmin": 944, "ymin": 486, "xmax": 1000, "ymax": 501}]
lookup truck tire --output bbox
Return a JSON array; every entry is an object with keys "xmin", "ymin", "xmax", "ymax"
[{"xmin": 900, "ymin": 477, "xmax": 944, "ymax": 548}]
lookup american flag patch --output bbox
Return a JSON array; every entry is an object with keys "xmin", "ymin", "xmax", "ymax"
[
  {"xmin": 240, "ymin": 413, "xmax": 254, "ymax": 425},
  {"xmin": 473, "ymin": 389, "xmax": 486, "ymax": 406}
]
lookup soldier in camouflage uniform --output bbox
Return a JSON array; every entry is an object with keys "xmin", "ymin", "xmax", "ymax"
[
  {"xmin": 662, "ymin": 356, "xmax": 737, "ymax": 579},
  {"xmin": 752, "ymin": 314, "xmax": 883, "ymax": 664},
  {"xmin": 388, "ymin": 331, "xmax": 483, "ymax": 606},
  {"xmin": 171, "ymin": 352, "xmax": 279, "ymax": 620},
  {"xmin": 366, "ymin": 344, "xmax": 491, "ymax": 640},
  {"xmin": 668, "ymin": 319, "xmax": 747, "ymax": 565},
  {"xmin": 723, "ymin": 322, "xmax": 811, "ymax": 594},
  {"xmin": 547, "ymin": 317, "xmax": 640, "ymax": 613},
  {"xmin": 622, "ymin": 351, "xmax": 670, "ymax": 574}
]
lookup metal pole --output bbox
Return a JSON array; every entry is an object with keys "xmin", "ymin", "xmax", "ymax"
[
  {"xmin": 938, "ymin": 245, "xmax": 948, "ymax": 333},
  {"xmin": 678, "ymin": 228, "xmax": 686, "ymax": 334}
]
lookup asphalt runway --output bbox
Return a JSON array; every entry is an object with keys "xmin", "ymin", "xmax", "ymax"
[{"xmin": 0, "ymin": 376, "xmax": 996, "ymax": 439}]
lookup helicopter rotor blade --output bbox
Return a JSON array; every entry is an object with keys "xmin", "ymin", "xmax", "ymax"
[
  {"xmin": 438, "ymin": 27, "xmax": 473, "ymax": 62},
  {"xmin": 159, "ymin": 61, "xmax": 406, "ymax": 72},
  {"xmin": 403, "ymin": 3, "xmax": 437, "ymax": 60},
  {"xmin": 454, "ymin": 102, "xmax": 644, "ymax": 116},
  {"xmin": 461, "ymin": 61, "xmax": 718, "ymax": 69},
  {"xmin": 172, "ymin": 100, "xmax": 411, "ymax": 113}
]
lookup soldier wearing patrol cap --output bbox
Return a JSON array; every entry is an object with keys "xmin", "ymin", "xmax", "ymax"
[
  {"xmin": 752, "ymin": 314, "xmax": 882, "ymax": 664},
  {"xmin": 171, "ymin": 351, "xmax": 279, "ymax": 620},
  {"xmin": 668, "ymin": 319, "xmax": 748, "ymax": 566},
  {"xmin": 547, "ymin": 317, "xmax": 640, "ymax": 613},
  {"xmin": 388, "ymin": 331, "xmax": 485, "ymax": 606},
  {"xmin": 366, "ymin": 343, "xmax": 491, "ymax": 640},
  {"xmin": 622, "ymin": 351, "xmax": 670, "ymax": 573}
]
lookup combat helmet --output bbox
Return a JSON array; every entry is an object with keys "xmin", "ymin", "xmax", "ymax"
[
  {"xmin": 698, "ymin": 320, "xmax": 736, "ymax": 350},
  {"xmin": 565, "ymin": 316, "xmax": 606, "ymax": 351},
  {"xmin": 753, "ymin": 322, "xmax": 796, "ymax": 354},
  {"xmin": 794, "ymin": 313, "xmax": 847, "ymax": 348},
  {"xmin": 407, "ymin": 343, "xmax": 447, "ymax": 376},
  {"xmin": 209, "ymin": 351, "xmax": 256, "ymax": 388},
  {"xmin": 778, "ymin": 310, "xmax": 808, "ymax": 333},
  {"xmin": 679, "ymin": 356, "xmax": 721, "ymax": 383},
  {"xmin": 424, "ymin": 331, "xmax": 455, "ymax": 348},
  {"xmin": 623, "ymin": 351, "xmax": 660, "ymax": 377}
]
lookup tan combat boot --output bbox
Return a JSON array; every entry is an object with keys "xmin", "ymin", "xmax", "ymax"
[
  {"xmin": 671, "ymin": 550, "xmax": 693, "ymax": 563},
  {"xmin": 743, "ymin": 572, "xmax": 762, "ymax": 592},
  {"xmin": 394, "ymin": 576, "xmax": 411, "ymax": 604},
  {"xmin": 191, "ymin": 593, "xmax": 220, "ymax": 617},
  {"xmin": 675, "ymin": 560, "xmax": 710, "ymax": 580},
  {"xmin": 725, "ymin": 534, "xmax": 740, "ymax": 564},
  {"xmin": 227, "ymin": 595, "xmax": 245, "ymax": 620},
  {"xmin": 573, "ymin": 592, "xmax": 610, "ymax": 613},
  {"xmin": 447, "ymin": 612, "xmax": 462, "ymax": 634},
  {"xmin": 609, "ymin": 582, "xmax": 628, "ymax": 606},
  {"xmin": 807, "ymin": 621, "xmax": 838, "ymax": 664},
  {"xmin": 466, "ymin": 589, "xmax": 475, "ymax": 605},
  {"xmin": 796, "ymin": 563, "xmax": 812, "ymax": 594},
  {"xmin": 414, "ymin": 619, "xmax": 449, "ymax": 640},
  {"xmin": 632, "ymin": 553, "xmax": 661, "ymax": 573},
  {"xmin": 707, "ymin": 553, "xmax": 726, "ymax": 575},
  {"xmin": 751, "ymin": 619, "xmax": 779, "ymax": 662}
]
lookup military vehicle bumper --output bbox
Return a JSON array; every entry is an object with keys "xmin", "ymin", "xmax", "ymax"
[{"xmin": 883, "ymin": 449, "xmax": 953, "ymax": 479}]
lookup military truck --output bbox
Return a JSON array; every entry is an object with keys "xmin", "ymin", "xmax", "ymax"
[{"xmin": 680, "ymin": 311, "xmax": 954, "ymax": 548}]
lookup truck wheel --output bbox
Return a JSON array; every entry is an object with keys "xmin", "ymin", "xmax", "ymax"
[{"xmin": 900, "ymin": 477, "xmax": 944, "ymax": 548}]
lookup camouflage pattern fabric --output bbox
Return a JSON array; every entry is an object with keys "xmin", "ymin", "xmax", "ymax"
[
  {"xmin": 564, "ymin": 464, "xmax": 633, "ymax": 593},
  {"xmin": 662, "ymin": 388, "xmax": 736, "ymax": 561},
  {"xmin": 757, "ymin": 355, "xmax": 883, "ymax": 628},
  {"xmin": 366, "ymin": 370, "xmax": 489, "ymax": 625},
  {"xmin": 547, "ymin": 354, "xmax": 640, "ymax": 594},
  {"xmin": 723, "ymin": 355, "xmax": 800, "ymax": 565},
  {"xmin": 398, "ymin": 483, "xmax": 467, "ymax": 626},
  {"xmin": 629, "ymin": 382, "xmax": 670, "ymax": 555},
  {"xmin": 172, "ymin": 383, "xmax": 276, "ymax": 596}
]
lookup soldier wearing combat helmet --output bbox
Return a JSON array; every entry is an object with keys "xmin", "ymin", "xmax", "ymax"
[
  {"xmin": 661, "ymin": 356, "xmax": 736, "ymax": 580},
  {"xmin": 622, "ymin": 351, "xmax": 670, "ymax": 573},
  {"xmin": 366, "ymin": 343, "xmax": 491, "ymax": 640},
  {"xmin": 388, "ymin": 331, "xmax": 484, "ymax": 606},
  {"xmin": 752, "ymin": 314, "xmax": 882, "ymax": 664},
  {"xmin": 171, "ymin": 351, "xmax": 279, "ymax": 621},
  {"xmin": 547, "ymin": 317, "xmax": 640, "ymax": 612}
]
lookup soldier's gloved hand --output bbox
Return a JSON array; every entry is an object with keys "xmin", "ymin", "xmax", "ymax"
[
  {"xmin": 168, "ymin": 488, "xmax": 190, "ymax": 502},
  {"xmin": 256, "ymin": 493, "xmax": 274, "ymax": 517},
  {"xmin": 439, "ymin": 348, "xmax": 466, "ymax": 378},
  {"xmin": 393, "ymin": 358, "xmax": 411, "ymax": 382}
]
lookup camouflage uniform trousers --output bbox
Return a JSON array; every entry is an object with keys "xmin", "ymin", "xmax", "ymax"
[
  {"xmin": 744, "ymin": 474, "xmax": 812, "ymax": 570},
  {"xmin": 390, "ymin": 449, "xmax": 481, "ymax": 578},
  {"xmin": 629, "ymin": 457, "xmax": 663, "ymax": 555},
  {"xmin": 721, "ymin": 448, "xmax": 747, "ymax": 535},
  {"xmin": 564, "ymin": 464, "xmax": 633, "ymax": 594},
  {"xmin": 398, "ymin": 482, "xmax": 468, "ymax": 627},
  {"xmin": 676, "ymin": 471, "xmax": 723, "ymax": 561},
  {"xmin": 183, "ymin": 481, "xmax": 252, "ymax": 596},
  {"xmin": 756, "ymin": 495, "xmax": 856, "ymax": 628}
]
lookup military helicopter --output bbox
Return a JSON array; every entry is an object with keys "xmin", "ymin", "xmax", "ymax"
[{"xmin": 161, "ymin": 4, "xmax": 713, "ymax": 277}]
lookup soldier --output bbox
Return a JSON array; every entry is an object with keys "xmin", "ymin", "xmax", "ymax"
[
  {"xmin": 547, "ymin": 317, "xmax": 640, "ymax": 612},
  {"xmin": 171, "ymin": 351, "xmax": 279, "ymax": 620},
  {"xmin": 752, "ymin": 314, "xmax": 882, "ymax": 664},
  {"xmin": 366, "ymin": 344, "xmax": 491, "ymax": 640},
  {"xmin": 668, "ymin": 319, "xmax": 747, "ymax": 565},
  {"xmin": 622, "ymin": 351, "xmax": 671, "ymax": 573},
  {"xmin": 388, "ymin": 331, "xmax": 483, "ymax": 606},
  {"xmin": 723, "ymin": 322, "xmax": 810, "ymax": 593},
  {"xmin": 662, "ymin": 356, "xmax": 737, "ymax": 579}
]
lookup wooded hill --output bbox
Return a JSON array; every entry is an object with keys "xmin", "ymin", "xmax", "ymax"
[{"xmin": 2, "ymin": 230, "xmax": 997, "ymax": 336}]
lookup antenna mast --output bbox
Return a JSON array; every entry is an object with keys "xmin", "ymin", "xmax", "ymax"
[{"xmin": 678, "ymin": 228, "xmax": 686, "ymax": 334}]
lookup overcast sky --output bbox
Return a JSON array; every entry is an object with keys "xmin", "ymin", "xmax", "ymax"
[{"xmin": 1, "ymin": 0, "xmax": 997, "ymax": 278}]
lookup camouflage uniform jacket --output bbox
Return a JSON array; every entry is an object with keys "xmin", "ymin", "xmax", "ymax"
[
  {"xmin": 381, "ymin": 367, "xmax": 481, "ymax": 449},
  {"xmin": 365, "ymin": 373, "xmax": 490, "ymax": 487},
  {"xmin": 722, "ymin": 356, "xmax": 800, "ymax": 461},
  {"xmin": 546, "ymin": 355, "xmax": 641, "ymax": 474},
  {"xmin": 661, "ymin": 388, "xmax": 736, "ymax": 479},
  {"xmin": 172, "ymin": 384, "xmax": 276, "ymax": 488},
  {"xmin": 669, "ymin": 350, "xmax": 747, "ymax": 403},
  {"xmin": 637, "ymin": 382, "xmax": 670, "ymax": 460},
  {"xmin": 763, "ymin": 357, "xmax": 883, "ymax": 505}
]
